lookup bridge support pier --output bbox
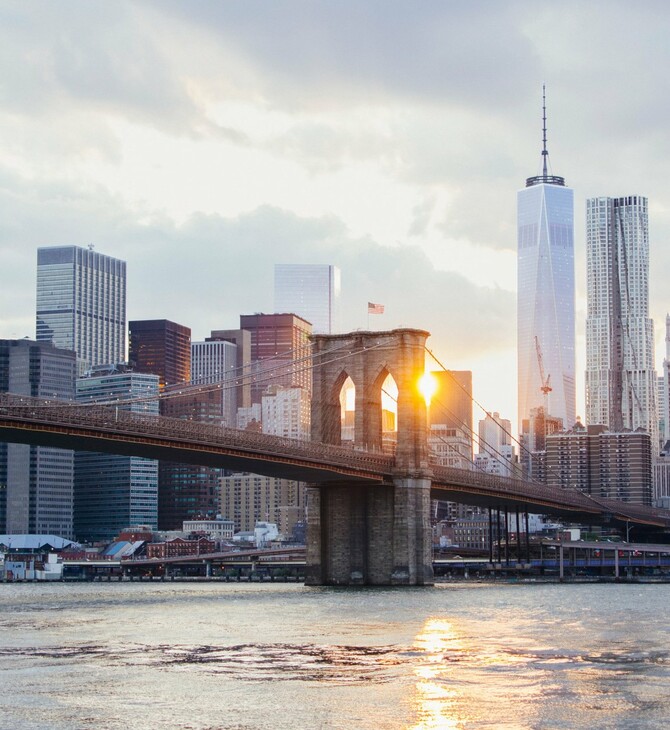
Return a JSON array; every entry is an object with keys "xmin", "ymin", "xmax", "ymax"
[{"xmin": 305, "ymin": 477, "xmax": 433, "ymax": 586}]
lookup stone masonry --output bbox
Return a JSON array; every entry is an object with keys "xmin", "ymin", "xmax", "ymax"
[{"xmin": 306, "ymin": 329, "xmax": 434, "ymax": 586}]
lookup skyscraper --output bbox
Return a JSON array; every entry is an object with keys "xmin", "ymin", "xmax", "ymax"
[
  {"xmin": 517, "ymin": 88, "xmax": 575, "ymax": 433},
  {"xmin": 274, "ymin": 264, "xmax": 341, "ymax": 334},
  {"xmin": 585, "ymin": 195, "xmax": 657, "ymax": 446},
  {"xmin": 128, "ymin": 320, "xmax": 191, "ymax": 389},
  {"xmin": 191, "ymin": 338, "xmax": 238, "ymax": 427},
  {"xmin": 0, "ymin": 339, "xmax": 77, "ymax": 537},
  {"xmin": 75, "ymin": 366, "xmax": 159, "ymax": 542},
  {"xmin": 128, "ymin": 319, "xmax": 195, "ymax": 530},
  {"xmin": 239, "ymin": 313, "xmax": 312, "ymax": 405},
  {"xmin": 662, "ymin": 313, "xmax": 670, "ymax": 445},
  {"xmin": 36, "ymin": 246, "xmax": 126, "ymax": 372}
]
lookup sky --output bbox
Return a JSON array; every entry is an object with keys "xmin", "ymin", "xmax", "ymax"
[{"xmin": 1, "ymin": 0, "xmax": 670, "ymax": 434}]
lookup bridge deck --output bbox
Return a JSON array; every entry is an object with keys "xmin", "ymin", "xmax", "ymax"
[{"xmin": 2, "ymin": 393, "xmax": 670, "ymax": 530}]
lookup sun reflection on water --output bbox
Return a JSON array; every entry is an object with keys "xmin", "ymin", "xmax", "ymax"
[{"xmin": 409, "ymin": 618, "xmax": 464, "ymax": 729}]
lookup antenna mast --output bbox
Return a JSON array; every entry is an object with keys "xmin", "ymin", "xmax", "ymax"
[
  {"xmin": 525, "ymin": 84, "xmax": 565, "ymax": 188},
  {"xmin": 541, "ymin": 83, "xmax": 548, "ymax": 178}
]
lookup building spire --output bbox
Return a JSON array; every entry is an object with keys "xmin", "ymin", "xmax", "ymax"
[
  {"xmin": 542, "ymin": 83, "xmax": 548, "ymax": 178},
  {"xmin": 525, "ymin": 83, "xmax": 565, "ymax": 188}
]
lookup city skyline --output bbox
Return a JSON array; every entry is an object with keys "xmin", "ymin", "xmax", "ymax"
[{"xmin": 2, "ymin": 3, "xmax": 670, "ymax": 432}]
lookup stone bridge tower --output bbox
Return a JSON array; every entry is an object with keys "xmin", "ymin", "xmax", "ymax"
[{"xmin": 306, "ymin": 328, "xmax": 434, "ymax": 586}]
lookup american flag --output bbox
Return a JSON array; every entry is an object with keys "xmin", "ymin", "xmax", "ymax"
[{"xmin": 368, "ymin": 302, "xmax": 384, "ymax": 315}]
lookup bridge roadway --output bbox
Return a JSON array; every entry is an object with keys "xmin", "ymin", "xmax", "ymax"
[{"xmin": 2, "ymin": 393, "xmax": 670, "ymax": 531}]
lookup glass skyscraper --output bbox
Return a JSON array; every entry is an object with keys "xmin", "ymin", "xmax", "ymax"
[
  {"xmin": 0, "ymin": 339, "xmax": 77, "ymax": 537},
  {"xmin": 36, "ymin": 245, "xmax": 126, "ymax": 372},
  {"xmin": 517, "ymin": 95, "xmax": 575, "ymax": 433},
  {"xmin": 75, "ymin": 367, "xmax": 159, "ymax": 542},
  {"xmin": 274, "ymin": 264, "xmax": 341, "ymax": 334},
  {"xmin": 585, "ymin": 196, "xmax": 657, "ymax": 447}
]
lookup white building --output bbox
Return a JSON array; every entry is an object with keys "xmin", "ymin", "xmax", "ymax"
[
  {"xmin": 474, "ymin": 444, "xmax": 518, "ymax": 478},
  {"xmin": 182, "ymin": 517, "xmax": 235, "ymax": 542},
  {"xmin": 261, "ymin": 385, "xmax": 310, "ymax": 440},
  {"xmin": 254, "ymin": 521, "xmax": 279, "ymax": 547},
  {"xmin": 478, "ymin": 412, "xmax": 512, "ymax": 457},
  {"xmin": 585, "ymin": 196, "xmax": 658, "ymax": 449},
  {"xmin": 274, "ymin": 264, "xmax": 341, "ymax": 334},
  {"xmin": 237, "ymin": 403, "xmax": 262, "ymax": 431},
  {"xmin": 191, "ymin": 339, "xmax": 238, "ymax": 427},
  {"xmin": 428, "ymin": 425, "xmax": 472, "ymax": 469}
]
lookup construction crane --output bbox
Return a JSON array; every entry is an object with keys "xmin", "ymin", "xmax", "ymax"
[{"xmin": 534, "ymin": 336, "xmax": 552, "ymax": 414}]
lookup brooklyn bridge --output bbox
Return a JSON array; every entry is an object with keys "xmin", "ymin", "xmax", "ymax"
[{"xmin": 1, "ymin": 329, "xmax": 669, "ymax": 586}]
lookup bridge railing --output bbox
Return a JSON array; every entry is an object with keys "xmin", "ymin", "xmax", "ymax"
[
  {"xmin": 3, "ymin": 393, "xmax": 670, "ymax": 526},
  {"xmin": 432, "ymin": 464, "xmax": 670, "ymax": 525},
  {"xmin": 0, "ymin": 393, "xmax": 394, "ymax": 475},
  {"xmin": 431, "ymin": 464, "xmax": 596, "ymax": 510}
]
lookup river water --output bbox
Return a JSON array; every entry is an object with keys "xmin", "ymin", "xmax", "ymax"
[{"xmin": 1, "ymin": 580, "xmax": 669, "ymax": 729}]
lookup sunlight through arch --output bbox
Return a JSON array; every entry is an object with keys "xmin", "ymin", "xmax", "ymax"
[{"xmin": 339, "ymin": 375, "xmax": 355, "ymax": 444}]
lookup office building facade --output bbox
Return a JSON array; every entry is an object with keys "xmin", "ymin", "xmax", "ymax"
[
  {"xmin": 75, "ymin": 367, "xmax": 159, "ymax": 542},
  {"xmin": 517, "ymin": 93, "xmax": 575, "ymax": 433},
  {"xmin": 191, "ymin": 339, "xmax": 238, "ymax": 428},
  {"xmin": 546, "ymin": 423, "xmax": 652, "ymax": 505},
  {"xmin": 208, "ymin": 329, "xmax": 252, "ymax": 412},
  {"xmin": 585, "ymin": 196, "xmax": 657, "ymax": 447},
  {"xmin": 0, "ymin": 340, "xmax": 77, "ymax": 537},
  {"xmin": 274, "ymin": 264, "xmax": 341, "ymax": 334},
  {"xmin": 220, "ymin": 472, "xmax": 306, "ymax": 537},
  {"xmin": 128, "ymin": 320, "xmax": 191, "ymax": 390},
  {"xmin": 36, "ymin": 246, "xmax": 126, "ymax": 372},
  {"xmin": 239, "ymin": 313, "xmax": 312, "ymax": 405}
]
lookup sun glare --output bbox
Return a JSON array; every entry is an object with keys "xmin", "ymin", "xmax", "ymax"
[{"xmin": 418, "ymin": 372, "xmax": 437, "ymax": 405}]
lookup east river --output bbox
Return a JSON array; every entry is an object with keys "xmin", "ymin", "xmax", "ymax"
[{"xmin": 1, "ymin": 581, "xmax": 669, "ymax": 729}]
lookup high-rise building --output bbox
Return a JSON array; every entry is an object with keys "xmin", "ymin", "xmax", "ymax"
[
  {"xmin": 191, "ymin": 339, "xmax": 238, "ymax": 428},
  {"xmin": 219, "ymin": 472, "xmax": 306, "ymax": 536},
  {"xmin": 36, "ymin": 246, "xmax": 126, "ymax": 373},
  {"xmin": 585, "ymin": 196, "xmax": 657, "ymax": 447},
  {"xmin": 517, "ymin": 88, "xmax": 575, "ymax": 433},
  {"xmin": 274, "ymin": 264, "xmax": 341, "ymax": 334},
  {"xmin": 128, "ymin": 319, "xmax": 193, "ymax": 530},
  {"xmin": 0, "ymin": 340, "xmax": 77, "ymax": 537},
  {"xmin": 128, "ymin": 320, "xmax": 191, "ymax": 389},
  {"xmin": 428, "ymin": 371, "xmax": 473, "ymax": 449},
  {"xmin": 478, "ymin": 412, "xmax": 512, "ymax": 456},
  {"xmin": 239, "ymin": 313, "xmax": 312, "ymax": 405},
  {"xmin": 546, "ymin": 423, "xmax": 652, "ymax": 506},
  {"xmin": 208, "ymin": 329, "xmax": 252, "ymax": 412},
  {"xmin": 75, "ymin": 366, "xmax": 159, "ymax": 542},
  {"xmin": 261, "ymin": 385, "xmax": 311, "ymax": 440},
  {"xmin": 476, "ymin": 412, "xmax": 517, "ymax": 477},
  {"xmin": 661, "ymin": 314, "xmax": 670, "ymax": 445}
]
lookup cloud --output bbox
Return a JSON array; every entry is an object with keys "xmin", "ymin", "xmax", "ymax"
[
  {"xmin": 0, "ymin": 167, "xmax": 513, "ymax": 362},
  {"xmin": 0, "ymin": 2, "xmax": 202, "ymax": 133},
  {"xmin": 153, "ymin": 0, "xmax": 537, "ymax": 111}
]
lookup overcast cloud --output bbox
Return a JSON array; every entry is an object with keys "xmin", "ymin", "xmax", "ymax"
[{"xmin": 1, "ymin": 0, "xmax": 670, "ymax": 425}]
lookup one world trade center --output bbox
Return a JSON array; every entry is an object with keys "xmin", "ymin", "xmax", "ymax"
[{"xmin": 517, "ymin": 87, "xmax": 575, "ymax": 434}]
